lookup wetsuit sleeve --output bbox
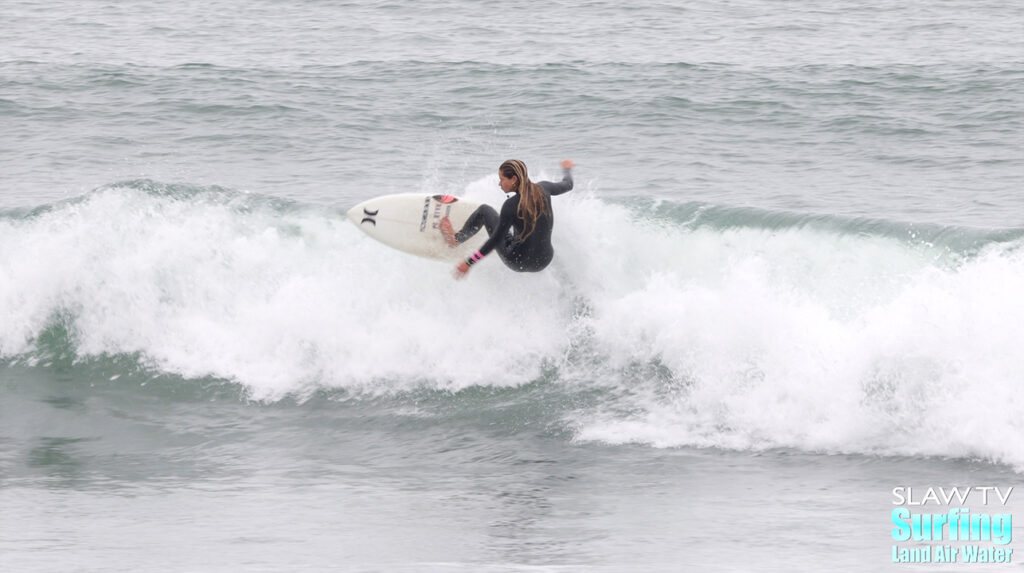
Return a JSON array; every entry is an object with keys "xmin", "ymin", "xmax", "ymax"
[
  {"xmin": 475, "ymin": 196, "xmax": 517, "ymax": 258},
  {"xmin": 539, "ymin": 168, "xmax": 573, "ymax": 196}
]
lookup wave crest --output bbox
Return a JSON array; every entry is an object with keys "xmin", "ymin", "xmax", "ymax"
[{"xmin": 2, "ymin": 178, "xmax": 1022, "ymax": 468}]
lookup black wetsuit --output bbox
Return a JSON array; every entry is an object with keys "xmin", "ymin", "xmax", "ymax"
[{"xmin": 455, "ymin": 168, "xmax": 574, "ymax": 272}]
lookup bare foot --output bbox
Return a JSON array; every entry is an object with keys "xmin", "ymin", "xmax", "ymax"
[{"xmin": 439, "ymin": 217, "xmax": 458, "ymax": 247}]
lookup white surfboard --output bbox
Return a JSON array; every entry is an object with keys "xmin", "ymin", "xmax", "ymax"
[{"xmin": 346, "ymin": 193, "xmax": 488, "ymax": 261}]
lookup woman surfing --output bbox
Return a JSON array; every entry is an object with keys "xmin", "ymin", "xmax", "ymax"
[{"xmin": 440, "ymin": 159, "xmax": 575, "ymax": 279}]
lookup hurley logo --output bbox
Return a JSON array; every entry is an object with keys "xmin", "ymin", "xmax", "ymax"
[{"xmin": 361, "ymin": 207, "xmax": 378, "ymax": 226}]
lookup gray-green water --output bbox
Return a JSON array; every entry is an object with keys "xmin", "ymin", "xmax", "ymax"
[{"xmin": 2, "ymin": 1, "xmax": 1023, "ymax": 571}]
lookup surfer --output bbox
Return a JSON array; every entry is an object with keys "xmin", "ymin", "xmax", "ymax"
[{"xmin": 440, "ymin": 159, "xmax": 574, "ymax": 279}]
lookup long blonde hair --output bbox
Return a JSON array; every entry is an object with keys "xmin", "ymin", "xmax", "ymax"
[{"xmin": 500, "ymin": 159, "xmax": 549, "ymax": 240}]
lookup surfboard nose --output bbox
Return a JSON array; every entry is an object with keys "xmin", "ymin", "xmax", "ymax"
[
  {"xmin": 346, "ymin": 201, "xmax": 379, "ymax": 226},
  {"xmin": 345, "ymin": 203, "xmax": 364, "ymax": 225}
]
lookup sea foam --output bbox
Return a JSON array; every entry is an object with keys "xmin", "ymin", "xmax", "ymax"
[{"xmin": 2, "ymin": 177, "xmax": 1022, "ymax": 468}]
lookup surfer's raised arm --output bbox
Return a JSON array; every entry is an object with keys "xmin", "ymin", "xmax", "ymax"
[
  {"xmin": 443, "ymin": 159, "xmax": 575, "ymax": 280},
  {"xmin": 544, "ymin": 159, "xmax": 575, "ymax": 196}
]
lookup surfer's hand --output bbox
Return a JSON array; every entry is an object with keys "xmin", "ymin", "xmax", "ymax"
[
  {"xmin": 453, "ymin": 261, "xmax": 470, "ymax": 280},
  {"xmin": 561, "ymin": 159, "xmax": 574, "ymax": 169}
]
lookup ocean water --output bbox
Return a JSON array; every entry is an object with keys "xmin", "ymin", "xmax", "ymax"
[{"xmin": 2, "ymin": 1, "xmax": 1023, "ymax": 571}]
